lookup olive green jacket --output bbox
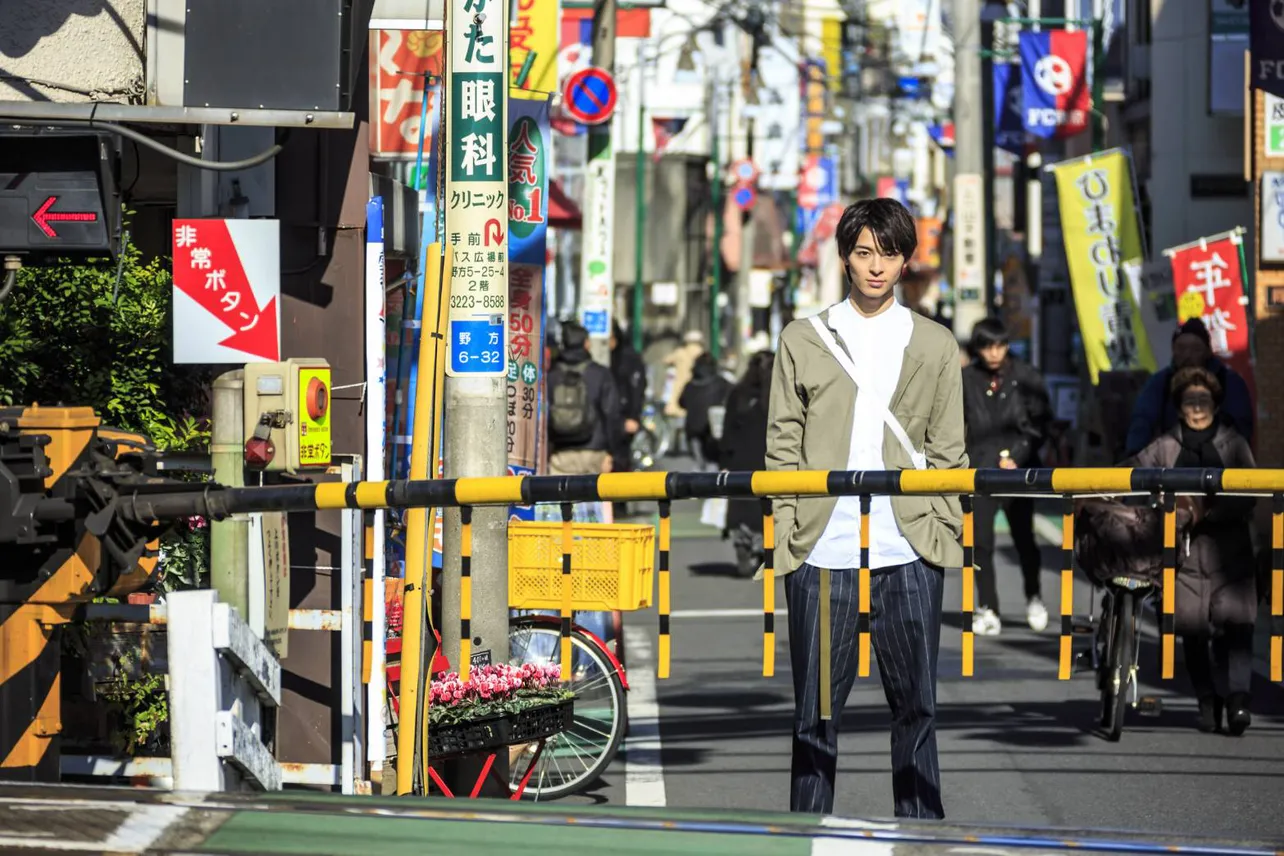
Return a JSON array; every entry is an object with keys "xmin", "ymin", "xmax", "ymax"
[{"xmin": 764, "ymin": 305, "xmax": 968, "ymax": 575}]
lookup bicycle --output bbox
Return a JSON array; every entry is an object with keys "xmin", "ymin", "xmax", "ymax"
[
  {"xmin": 505, "ymin": 614, "xmax": 628, "ymax": 800},
  {"xmin": 1075, "ymin": 495, "xmax": 1187, "ymax": 742}
]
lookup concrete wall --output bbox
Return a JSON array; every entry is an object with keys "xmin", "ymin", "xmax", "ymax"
[
  {"xmin": 0, "ymin": 0, "xmax": 145, "ymax": 103},
  {"xmin": 1147, "ymin": 0, "xmax": 1250, "ymax": 253}
]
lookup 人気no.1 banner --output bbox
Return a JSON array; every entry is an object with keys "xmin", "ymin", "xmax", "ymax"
[{"xmin": 1019, "ymin": 30, "xmax": 1091, "ymax": 139}]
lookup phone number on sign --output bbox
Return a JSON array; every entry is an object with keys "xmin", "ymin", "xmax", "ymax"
[{"xmin": 451, "ymin": 294, "xmax": 505, "ymax": 310}]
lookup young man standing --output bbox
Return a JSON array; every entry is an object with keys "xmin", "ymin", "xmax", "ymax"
[{"xmin": 767, "ymin": 198, "xmax": 967, "ymax": 819}]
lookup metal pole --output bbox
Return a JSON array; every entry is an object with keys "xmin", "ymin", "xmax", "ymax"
[
  {"xmin": 584, "ymin": 0, "xmax": 618, "ymax": 366},
  {"xmin": 633, "ymin": 53, "xmax": 647, "ymax": 352},
  {"xmin": 951, "ymin": 0, "xmax": 988, "ymax": 339},
  {"xmin": 1091, "ymin": 18, "xmax": 1105, "ymax": 152},
  {"xmin": 980, "ymin": 13, "xmax": 998, "ymax": 316},
  {"xmin": 210, "ymin": 371, "xmax": 248, "ymax": 617},
  {"xmin": 709, "ymin": 77, "xmax": 723, "ymax": 361}
]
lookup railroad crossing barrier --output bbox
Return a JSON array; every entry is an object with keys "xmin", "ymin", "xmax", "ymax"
[
  {"xmin": 116, "ymin": 466, "xmax": 1284, "ymax": 683},
  {"xmin": 111, "ymin": 466, "xmax": 1284, "ymax": 785}
]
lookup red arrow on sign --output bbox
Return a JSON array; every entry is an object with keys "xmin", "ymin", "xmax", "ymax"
[
  {"xmin": 172, "ymin": 220, "xmax": 279, "ymax": 361},
  {"xmin": 31, "ymin": 195, "xmax": 98, "ymax": 238}
]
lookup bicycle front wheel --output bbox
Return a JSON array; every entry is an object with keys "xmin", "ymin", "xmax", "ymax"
[
  {"xmin": 1099, "ymin": 589, "xmax": 1135, "ymax": 742},
  {"xmin": 507, "ymin": 619, "xmax": 626, "ymax": 800}
]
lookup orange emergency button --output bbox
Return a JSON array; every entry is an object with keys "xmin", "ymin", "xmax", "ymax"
[{"xmin": 306, "ymin": 376, "xmax": 329, "ymax": 422}]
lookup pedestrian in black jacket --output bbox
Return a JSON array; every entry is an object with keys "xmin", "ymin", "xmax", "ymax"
[
  {"xmin": 678, "ymin": 352, "xmax": 732, "ymax": 470},
  {"xmin": 961, "ymin": 318, "xmax": 1052, "ymax": 636},
  {"xmin": 609, "ymin": 322, "xmax": 648, "ymax": 473},
  {"xmin": 546, "ymin": 322, "xmax": 621, "ymax": 476}
]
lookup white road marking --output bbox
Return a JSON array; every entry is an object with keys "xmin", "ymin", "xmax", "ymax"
[
  {"xmin": 1031, "ymin": 515, "xmax": 1063, "ymax": 546},
  {"xmin": 0, "ymin": 803, "xmax": 189, "ymax": 852},
  {"xmin": 669, "ymin": 608, "xmax": 789, "ymax": 619},
  {"xmin": 811, "ymin": 817, "xmax": 899, "ymax": 855},
  {"xmin": 623, "ymin": 625, "xmax": 667, "ymax": 807}
]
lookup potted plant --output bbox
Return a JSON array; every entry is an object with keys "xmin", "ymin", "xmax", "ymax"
[{"xmin": 428, "ymin": 663, "xmax": 573, "ymax": 758}]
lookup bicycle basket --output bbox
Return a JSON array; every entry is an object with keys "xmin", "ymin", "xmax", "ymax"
[{"xmin": 1073, "ymin": 499, "xmax": 1165, "ymax": 586}]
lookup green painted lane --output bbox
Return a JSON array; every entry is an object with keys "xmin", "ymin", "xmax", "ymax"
[{"xmin": 198, "ymin": 810, "xmax": 814, "ymax": 856}]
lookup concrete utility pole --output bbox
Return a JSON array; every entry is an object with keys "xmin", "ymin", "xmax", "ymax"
[
  {"xmin": 583, "ymin": 0, "xmax": 617, "ymax": 365},
  {"xmin": 951, "ymin": 0, "xmax": 989, "ymax": 339},
  {"xmin": 438, "ymin": 0, "xmax": 510, "ymax": 796}
]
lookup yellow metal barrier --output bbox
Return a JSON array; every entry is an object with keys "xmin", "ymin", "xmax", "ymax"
[{"xmin": 116, "ymin": 464, "xmax": 1284, "ymax": 796}]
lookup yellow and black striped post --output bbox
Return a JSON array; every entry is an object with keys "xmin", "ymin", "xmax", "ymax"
[
  {"xmin": 459, "ymin": 505, "xmax": 474, "ymax": 682},
  {"xmin": 658, "ymin": 501, "xmax": 672, "ymax": 680},
  {"xmin": 559, "ymin": 502, "xmax": 574, "ymax": 683},
  {"xmin": 1271, "ymin": 494, "xmax": 1282, "ymax": 683},
  {"xmin": 1160, "ymin": 493, "xmax": 1176, "ymax": 680},
  {"xmin": 762, "ymin": 498, "xmax": 775, "ymax": 678},
  {"xmin": 1059, "ymin": 496, "xmax": 1075, "ymax": 680},
  {"xmin": 960, "ymin": 494, "xmax": 974, "ymax": 678},
  {"xmin": 858, "ymin": 494, "xmax": 872, "ymax": 679}
]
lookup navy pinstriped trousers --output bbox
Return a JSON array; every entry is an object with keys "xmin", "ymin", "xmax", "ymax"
[{"xmin": 785, "ymin": 560, "xmax": 945, "ymax": 819}]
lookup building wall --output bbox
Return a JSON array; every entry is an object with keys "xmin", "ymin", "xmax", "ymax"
[
  {"xmin": 0, "ymin": 0, "xmax": 144, "ymax": 102},
  {"xmin": 1148, "ymin": 0, "xmax": 1250, "ymax": 254}
]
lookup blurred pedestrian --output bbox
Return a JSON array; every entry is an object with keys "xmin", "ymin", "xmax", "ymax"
[
  {"xmin": 717, "ymin": 349, "xmax": 775, "ymax": 577},
  {"xmin": 1127, "ymin": 366, "xmax": 1258, "ymax": 735},
  {"xmin": 1124, "ymin": 317, "xmax": 1253, "ymax": 456},
  {"xmin": 961, "ymin": 318, "xmax": 1052, "ymax": 635}
]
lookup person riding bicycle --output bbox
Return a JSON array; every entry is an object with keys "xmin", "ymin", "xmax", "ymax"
[{"xmin": 1125, "ymin": 365, "xmax": 1258, "ymax": 735}]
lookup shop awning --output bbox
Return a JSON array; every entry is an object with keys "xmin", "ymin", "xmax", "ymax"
[{"xmin": 549, "ymin": 180, "xmax": 581, "ymax": 230}]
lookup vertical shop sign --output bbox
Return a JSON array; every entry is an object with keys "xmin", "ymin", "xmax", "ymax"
[
  {"xmin": 506, "ymin": 95, "xmax": 550, "ymax": 520},
  {"xmin": 446, "ymin": 0, "xmax": 508, "ymax": 377}
]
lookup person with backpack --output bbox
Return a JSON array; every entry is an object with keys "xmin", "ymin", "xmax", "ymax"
[{"xmin": 546, "ymin": 321, "xmax": 622, "ymax": 476}]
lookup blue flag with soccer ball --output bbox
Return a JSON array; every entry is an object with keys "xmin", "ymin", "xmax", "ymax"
[{"xmin": 993, "ymin": 62, "xmax": 1026, "ymax": 154}]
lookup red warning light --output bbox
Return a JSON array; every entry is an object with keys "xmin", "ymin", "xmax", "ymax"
[{"xmin": 31, "ymin": 195, "xmax": 99, "ymax": 238}]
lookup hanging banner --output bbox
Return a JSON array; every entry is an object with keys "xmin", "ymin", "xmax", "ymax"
[
  {"xmin": 1050, "ymin": 150, "xmax": 1157, "ymax": 384},
  {"xmin": 1250, "ymin": 0, "xmax": 1284, "ymax": 99},
  {"xmin": 1019, "ymin": 29, "xmax": 1090, "ymax": 139},
  {"xmin": 507, "ymin": 94, "xmax": 550, "ymax": 520},
  {"xmin": 509, "ymin": 0, "xmax": 558, "ymax": 93},
  {"xmin": 994, "ymin": 62, "xmax": 1026, "ymax": 154},
  {"xmin": 1166, "ymin": 229, "xmax": 1254, "ymax": 393},
  {"xmin": 369, "ymin": 30, "xmax": 444, "ymax": 158},
  {"xmin": 445, "ymin": 0, "xmax": 509, "ymax": 377}
]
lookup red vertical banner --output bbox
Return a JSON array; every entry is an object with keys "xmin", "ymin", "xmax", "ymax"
[{"xmin": 1168, "ymin": 233, "xmax": 1255, "ymax": 400}]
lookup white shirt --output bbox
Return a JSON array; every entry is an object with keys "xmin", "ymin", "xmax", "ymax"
[{"xmin": 805, "ymin": 299, "xmax": 919, "ymax": 570}]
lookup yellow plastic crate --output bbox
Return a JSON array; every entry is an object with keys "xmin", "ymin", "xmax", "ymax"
[{"xmin": 508, "ymin": 522, "xmax": 655, "ymax": 612}]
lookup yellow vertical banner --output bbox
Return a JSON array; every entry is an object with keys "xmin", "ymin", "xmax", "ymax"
[
  {"xmin": 1050, "ymin": 150, "xmax": 1157, "ymax": 385},
  {"xmin": 510, "ymin": 0, "xmax": 559, "ymax": 92}
]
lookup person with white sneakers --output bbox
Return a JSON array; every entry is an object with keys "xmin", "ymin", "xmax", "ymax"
[{"xmin": 961, "ymin": 318, "xmax": 1052, "ymax": 636}]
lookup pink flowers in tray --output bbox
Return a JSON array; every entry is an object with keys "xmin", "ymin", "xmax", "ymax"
[{"xmin": 430, "ymin": 662, "xmax": 562, "ymax": 707}]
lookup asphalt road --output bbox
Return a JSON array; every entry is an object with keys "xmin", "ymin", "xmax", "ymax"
[{"xmin": 560, "ymin": 500, "xmax": 1284, "ymax": 844}]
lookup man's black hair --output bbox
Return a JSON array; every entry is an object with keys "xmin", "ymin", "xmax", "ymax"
[
  {"xmin": 968, "ymin": 317, "xmax": 1010, "ymax": 354},
  {"xmin": 562, "ymin": 321, "xmax": 589, "ymax": 351},
  {"xmin": 835, "ymin": 198, "xmax": 918, "ymax": 263}
]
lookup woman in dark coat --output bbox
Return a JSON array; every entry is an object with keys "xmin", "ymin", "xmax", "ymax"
[
  {"xmin": 717, "ymin": 350, "xmax": 774, "ymax": 577},
  {"xmin": 1130, "ymin": 366, "xmax": 1258, "ymax": 735},
  {"xmin": 678, "ymin": 352, "xmax": 732, "ymax": 471}
]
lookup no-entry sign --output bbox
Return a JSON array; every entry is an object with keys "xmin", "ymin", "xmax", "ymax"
[{"xmin": 562, "ymin": 67, "xmax": 617, "ymax": 125}]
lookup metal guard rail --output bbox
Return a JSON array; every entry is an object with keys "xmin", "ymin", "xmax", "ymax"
[{"xmin": 114, "ymin": 467, "xmax": 1284, "ymax": 712}]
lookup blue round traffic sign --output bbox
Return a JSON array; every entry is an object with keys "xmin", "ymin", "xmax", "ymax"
[
  {"xmin": 732, "ymin": 184, "xmax": 757, "ymax": 211},
  {"xmin": 562, "ymin": 67, "xmax": 618, "ymax": 126}
]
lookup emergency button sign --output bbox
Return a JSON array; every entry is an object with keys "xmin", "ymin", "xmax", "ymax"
[{"xmin": 171, "ymin": 218, "xmax": 281, "ymax": 364}]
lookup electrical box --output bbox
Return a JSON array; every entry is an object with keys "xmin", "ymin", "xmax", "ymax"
[{"xmin": 241, "ymin": 359, "xmax": 332, "ymax": 473}]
